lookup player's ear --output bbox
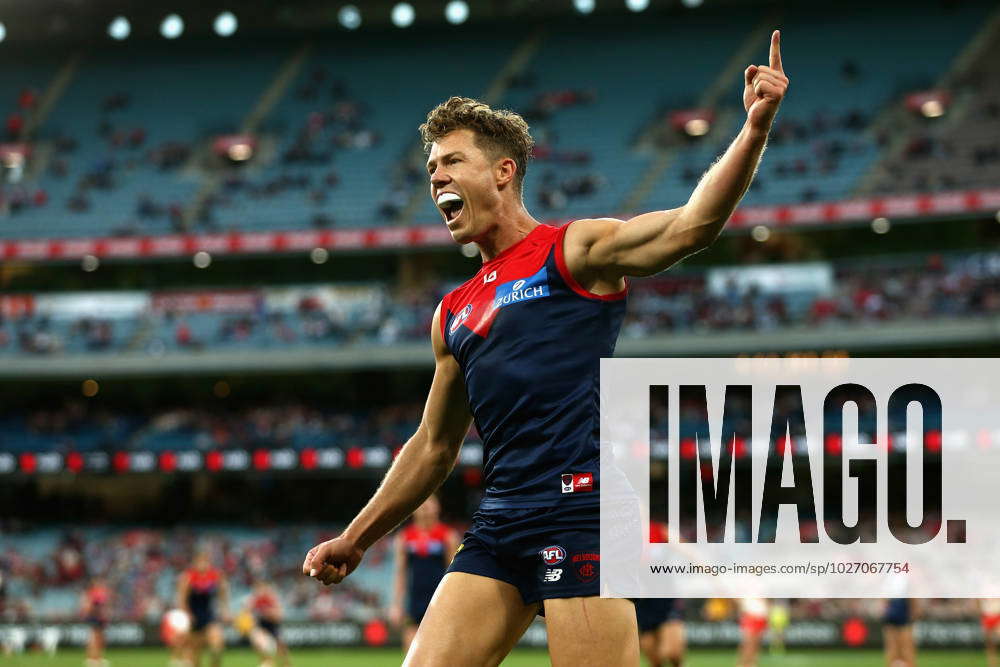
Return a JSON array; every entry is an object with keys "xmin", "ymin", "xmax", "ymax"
[{"xmin": 495, "ymin": 157, "xmax": 517, "ymax": 190}]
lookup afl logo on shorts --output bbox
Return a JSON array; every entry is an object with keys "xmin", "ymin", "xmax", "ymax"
[
  {"xmin": 448, "ymin": 304, "xmax": 474, "ymax": 335},
  {"xmin": 540, "ymin": 545, "xmax": 566, "ymax": 566}
]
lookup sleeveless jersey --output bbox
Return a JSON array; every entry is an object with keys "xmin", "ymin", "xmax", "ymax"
[
  {"xmin": 251, "ymin": 591, "xmax": 279, "ymax": 620},
  {"xmin": 440, "ymin": 222, "xmax": 626, "ymax": 508},
  {"xmin": 86, "ymin": 585, "xmax": 110, "ymax": 620},
  {"xmin": 186, "ymin": 568, "xmax": 220, "ymax": 614},
  {"xmin": 403, "ymin": 523, "xmax": 450, "ymax": 598}
]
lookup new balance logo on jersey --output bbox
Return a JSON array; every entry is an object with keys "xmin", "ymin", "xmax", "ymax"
[
  {"xmin": 561, "ymin": 472, "xmax": 595, "ymax": 493},
  {"xmin": 492, "ymin": 266, "xmax": 550, "ymax": 310},
  {"xmin": 543, "ymin": 568, "xmax": 563, "ymax": 582}
]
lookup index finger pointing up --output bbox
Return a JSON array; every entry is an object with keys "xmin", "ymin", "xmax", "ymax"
[{"xmin": 769, "ymin": 29, "xmax": 783, "ymax": 72}]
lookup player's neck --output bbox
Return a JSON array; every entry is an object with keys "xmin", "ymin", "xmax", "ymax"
[{"xmin": 476, "ymin": 204, "xmax": 539, "ymax": 263}]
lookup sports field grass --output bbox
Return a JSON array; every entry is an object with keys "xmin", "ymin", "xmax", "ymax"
[{"xmin": 0, "ymin": 647, "xmax": 989, "ymax": 666}]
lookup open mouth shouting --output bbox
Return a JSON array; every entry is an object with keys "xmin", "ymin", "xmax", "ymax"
[{"xmin": 436, "ymin": 192, "xmax": 465, "ymax": 223}]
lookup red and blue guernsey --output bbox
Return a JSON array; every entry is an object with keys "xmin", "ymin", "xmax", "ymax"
[{"xmin": 440, "ymin": 222, "xmax": 626, "ymax": 509}]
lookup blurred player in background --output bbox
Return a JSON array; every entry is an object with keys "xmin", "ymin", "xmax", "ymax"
[
  {"xmin": 768, "ymin": 598, "xmax": 790, "ymax": 656},
  {"xmin": 80, "ymin": 576, "xmax": 111, "ymax": 667},
  {"xmin": 177, "ymin": 551, "xmax": 230, "ymax": 667},
  {"xmin": 243, "ymin": 580, "xmax": 290, "ymax": 667},
  {"xmin": 883, "ymin": 598, "xmax": 919, "ymax": 667},
  {"xmin": 636, "ymin": 521, "xmax": 685, "ymax": 667},
  {"xmin": 982, "ymin": 599, "xmax": 1000, "ymax": 667},
  {"xmin": 161, "ymin": 607, "xmax": 191, "ymax": 667},
  {"xmin": 636, "ymin": 598, "xmax": 685, "ymax": 667},
  {"xmin": 737, "ymin": 597, "xmax": 769, "ymax": 667},
  {"xmin": 389, "ymin": 495, "xmax": 460, "ymax": 653},
  {"xmin": 304, "ymin": 31, "xmax": 787, "ymax": 667}
]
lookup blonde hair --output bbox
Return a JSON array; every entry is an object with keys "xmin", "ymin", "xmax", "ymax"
[{"xmin": 419, "ymin": 96, "xmax": 534, "ymax": 193}]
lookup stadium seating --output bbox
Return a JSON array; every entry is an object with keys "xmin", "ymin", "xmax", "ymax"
[
  {"xmin": 3, "ymin": 250, "xmax": 998, "ymax": 364},
  {"xmin": 223, "ymin": 28, "xmax": 513, "ymax": 231},
  {"xmin": 0, "ymin": 3, "xmax": 993, "ymax": 241},
  {"xmin": 490, "ymin": 11, "xmax": 756, "ymax": 222},
  {"xmin": 1, "ymin": 42, "xmax": 288, "ymax": 240},
  {"xmin": 642, "ymin": 2, "xmax": 992, "ymax": 211}
]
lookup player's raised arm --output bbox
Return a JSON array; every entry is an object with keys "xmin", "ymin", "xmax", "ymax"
[
  {"xmin": 565, "ymin": 31, "xmax": 788, "ymax": 284},
  {"xmin": 302, "ymin": 303, "xmax": 473, "ymax": 586}
]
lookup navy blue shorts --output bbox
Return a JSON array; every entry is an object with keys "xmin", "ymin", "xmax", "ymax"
[
  {"xmin": 190, "ymin": 608, "xmax": 216, "ymax": 632},
  {"xmin": 86, "ymin": 616, "xmax": 107, "ymax": 630},
  {"xmin": 883, "ymin": 598, "xmax": 912, "ymax": 626},
  {"xmin": 635, "ymin": 598, "xmax": 684, "ymax": 633},
  {"xmin": 447, "ymin": 503, "xmax": 600, "ymax": 607},
  {"xmin": 258, "ymin": 618, "xmax": 280, "ymax": 639},
  {"xmin": 406, "ymin": 588, "xmax": 435, "ymax": 624}
]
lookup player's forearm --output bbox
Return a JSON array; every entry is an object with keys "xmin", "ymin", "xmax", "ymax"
[
  {"xmin": 342, "ymin": 428, "xmax": 459, "ymax": 551},
  {"xmin": 678, "ymin": 120, "xmax": 768, "ymax": 245}
]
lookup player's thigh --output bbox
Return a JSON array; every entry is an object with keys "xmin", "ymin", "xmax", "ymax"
[
  {"xmin": 639, "ymin": 631, "xmax": 657, "ymax": 661},
  {"xmin": 883, "ymin": 626, "xmax": 901, "ymax": 656},
  {"xmin": 404, "ymin": 572, "xmax": 538, "ymax": 667},
  {"xmin": 544, "ymin": 596, "xmax": 639, "ymax": 667},
  {"xmin": 206, "ymin": 623, "xmax": 225, "ymax": 649},
  {"xmin": 658, "ymin": 620, "xmax": 685, "ymax": 657},
  {"xmin": 899, "ymin": 626, "xmax": 917, "ymax": 659}
]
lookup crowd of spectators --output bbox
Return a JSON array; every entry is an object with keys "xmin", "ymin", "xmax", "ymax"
[
  {"xmin": 0, "ymin": 525, "xmax": 391, "ymax": 624},
  {"xmin": 5, "ymin": 252, "xmax": 1000, "ymax": 358},
  {"xmin": 0, "ymin": 399, "xmax": 429, "ymax": 455},
  {"xmin": 0, "ymin": 524, "xmax": 983, "ymax": 626}
]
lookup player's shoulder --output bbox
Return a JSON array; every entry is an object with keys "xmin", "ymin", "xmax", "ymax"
[{"xmin": 562, "ymin": 217, "xmax": 625, "ymax": 246}]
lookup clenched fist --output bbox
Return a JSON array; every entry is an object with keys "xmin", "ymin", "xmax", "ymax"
[
  {"xmin": 744, "ymin": 30, "xmax": 789, "ymax": 132},
  {"xmin": 302, "ymin": 535, "xmax": 365, "ymax": 586}
]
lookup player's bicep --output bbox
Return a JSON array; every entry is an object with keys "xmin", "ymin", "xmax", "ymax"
[
  {"xmin": 574, "ymin": 209, "xmax": 697, "ymax": 278},
  {"xmin": 421, "ymin": 304, "xmax": 473, "ymax": 452}
]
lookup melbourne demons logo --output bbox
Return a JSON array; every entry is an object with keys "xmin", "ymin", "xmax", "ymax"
[
  {"xmin": 448, "ymin": 304, "xmax": 474, "ymax": 335},
  {"xmin": 540, "ymin": 545, "xmax": 566, "ymax": 566}
]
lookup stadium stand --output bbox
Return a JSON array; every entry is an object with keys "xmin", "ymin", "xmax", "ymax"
[
  {"xmin": 2, "ymin": 43, "xmax": 288, "ymax": 239},
  {"xmin": 0, "ymin": 525, "xmax": 393, "ymax": 624},
  {"xmin": 3, "ymin": 250, "xmax": 1000, "ymax": 359},
  {"xmin": 0, "ymin": 2, "xmax": 994, "ymax": 241},
  {"xmin": 642, "ymin": 2, "xmax": 993, "ymax": 211},
  {"xmin": 862, "ymin": 10, "xmax": 1000, "ymax": 195},
  {"xmin": 0, "ymin": 524, "xmax": 975, "ymax": 625}
]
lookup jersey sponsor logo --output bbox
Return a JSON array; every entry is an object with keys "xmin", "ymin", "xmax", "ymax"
[
  {"xmin": 483, "ymin": 270, "xmax": 497, "ymax": 284},
  {"xmin": 543, "ymin": 568, "xmax": 563, "ymax": 582},
  {"xmin": 448, "ymin": 304, "xmax": 474, "ymax": 335},
  {"xmin": 491, "ymin": 266, "xmax": 550, "ymax": 311},
  {"xmin": 572, "ymin": 553, "xmax": 600, "ymax": 583},
  {"xmin": 561, "ymin": 472, "xmax": 595, "ymax": 494},
  {"xmin": 540, "ymin": 545, "xmax": 567, "ymax": 566}
]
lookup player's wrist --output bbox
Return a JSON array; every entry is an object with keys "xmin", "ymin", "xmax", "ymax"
[
  {"xmin": 337, "ymin": 526, "xmax": 369, "ymax": 554},
  {"xmin": 743, "ymin": 118, "xmax": 772, "ymax": 142}
]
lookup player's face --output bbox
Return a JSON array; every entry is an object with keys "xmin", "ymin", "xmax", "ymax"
[
  {"xmin": 427, "ymin": 129, "xmax": 502, "ymax": 244},
  {"xmin": 414, "ymin": 495, "xmax": 440, "ymax": 523}
]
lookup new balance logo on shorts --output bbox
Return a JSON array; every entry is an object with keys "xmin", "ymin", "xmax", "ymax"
[
  {"xmin": 560, "ymin": 472, "xmax": 594, "ymax": 494},
  {"xmin": 543, "ymin": 568, "xmax": 563, "ymax": 582}
]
